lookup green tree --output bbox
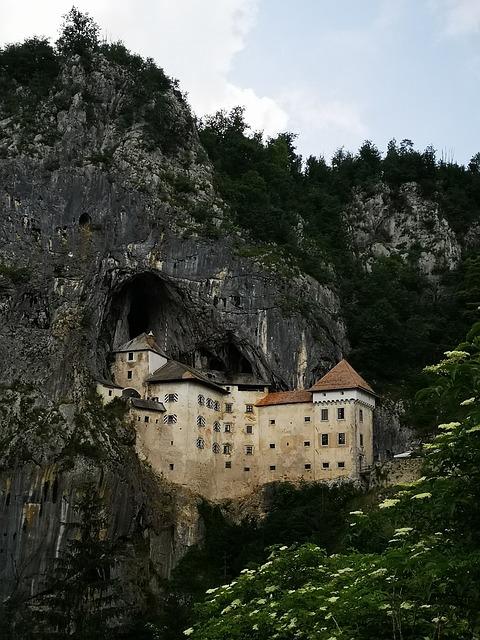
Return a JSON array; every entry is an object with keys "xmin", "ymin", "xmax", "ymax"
[{"xmin": 56, "ymin": 7, "xmax": 100, "ymax": 58}]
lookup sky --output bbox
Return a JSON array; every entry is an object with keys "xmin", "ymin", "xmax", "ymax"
[{"xmin": 1, "ymin": 0, "xmax": 479, "ymax": 164}]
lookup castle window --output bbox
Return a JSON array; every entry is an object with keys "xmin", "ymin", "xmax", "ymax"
[
  {"xmin": 245, "ymin": 445, "xmax": 254, "ymax": 455},
  {"xmin": 304, "ymin": 416, "xmax": 311, "ymax": 422},
  {"xmin": 225, "ymin": 461, "xmax": 232, "ymax": 469},
  {"xmin": 206, "ymin": 398, "xmax": 213, "ymax": 409},
  {"xmin": 214, "ymin": 400, "xmax": 220, "ymax": 411},
  {"xmin": 128, "ymin": 352, "xmax": 134, "ymax": 361},
  {"xmin": 169, "ymin": 463, "xmax": 174, "ymax": 470},
  {"xmin": 144, "ymin": 416, "xmax": 149, "ymax": 423},
  {"xmin": 212, "ymin": 442, "xmax": 221, "ymax": 454},
  {"xmin": 108, "ymin": 389, "xmax": 113, "ymax": 397},
  {"xmin": 338, "ymin": 461, "xmax": 345, "ymax": 468},
  {"xmin": 304, "ymin": 464, "xmax": 311, "ymax": 470},
  {"xmin": 321, "ymin": 409, "xmax": 328, "ymax": 421},
  {"xmin": 223, "ymin": 443, "xmax": 232, "ymax": 455},
  {"xmin": 246, "ymin": 425, "xmax": 253, "ymax": 434},
  {"xmin": 244, "ymin": 467, "xmax": 250, "ymax": 472},
  {"xmin": 304, "ymin": 441, "xmax": 310, "ymax": 447},
  {"xmin": 337, "ymin": 408, "xmax": 345, "ymax": 420},
  {"xmin": 321, "ymin": 433, "xmax": 329, "ymax": 446},
  {"xmin": 269, "ymin": 443, "xmax": 275, "ymax": 449},
  {"xmin": 359, "ymin": 409, "xmax": 363, "ymax": 422},
  {"xmin": 225, "ymin": 403, "xmax": 233, "ymax": 413},
  {"xmin": 137, "ymin": 416, "xmax": 141, "ymax": 422},
  {"xmin": 224, "ymin": 423, "xmax": 231, "ymax": 433},
  {"xmin": 360, "ymin": 433, "xmax": 364, "ymax": 446},
  {"xmin": 213, "ymin": 421, "xmax": 221, "ymax": 432},
  {"xmin": 164, "ymin": 414, "xmax": 177, "ymax": 424},
  {"xmin": 340, "ymin": 391, "xmax": 344, "ymax": 395},
  {"xmin": 170, "ymin": 440, "xmax": 173, "ymax": 445},
  {"xmin": 322, "ymin": 462, "xmax": 330, "ymax": 469},
  {"xmin": 197, "ymin": 416, "xmax": 206, "ymax": 427},
  {"xmin": 270, "ymin": 419, "xmax": 275, "ymax": 425},
  {"xmin": 198, "ymin": 394, "xmax": 205, "ymax": 406},
  {"xmin": 165, "ymin": 393, "xmax": 178, "ymax": 403},
  {"xmin": 127, "ymin": 371, "xmax": 133, "ymax": 380},
  {"xmin": 338, "ymin": 432, "xmax": 346, "ymax": 445},
  {"xmin": 196, "ymin": 438, "xmax": 205, "ymax": 449},
  {"xmin": 245, "ymin": 404, "xmax": 253, "ymax": 413},
  {"xmin": 269, "ymin": 465, "xmax": 276, "ymax": 471}
]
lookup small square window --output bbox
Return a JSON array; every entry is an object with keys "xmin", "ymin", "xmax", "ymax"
[
  {"xmin": 246, "ymin": 425, "xmax": 253, "ymax": 434},
  {"xmin": 137, "ymin": 416, "xmax": 141, "ymax": 422},
  {"xmin": 245, "ymin": 445, "xmax": 254, "ymax": 455},
  {"xmin": 269, "ymin": 419, "xmax": 276, "ymax": 425},
  {"xmin": 321, "ymin": 433, "xmax": 329, "ymax": 446},
  {"xmin": 223, "ymin": 444, "xmax": 231, "ymax": 455},
  {"xmin": 304, "ymin": 416, "xmax": 311, "ymax": 422},
  {"xmin": 269, "ymin": 443, "xmax": 275, "ymax": 449},
  {"xmin": 338, "ymin": 432, "xmax": 346, "ymax": 445},
  {"xmin": 269, "ymin": 465, "xmax": 276, "ymax": 471},
  {"xmin": 169, "ymin": 463, "xmax": 174, "ymax": 470},
  {"xmin": 337, "ymin": 407, "xmax": 345, "ymax": 420},
  {"xmin": 359, "ymin": 409, "xmax": 363, "ymax": 422},
  {"xmin": 244, "ymin": 467, "xmax": 250, "ymax": 472},
  {"xmin": 304, "ymin": 441, "xmax": 310, "ymax": 447},
  {"xmin": 170, "ymin": 441, "xmax": 174, "ymax": 445},
  {"xmin": 128, "ymin": 352, "xmax": 134, "ymax": 361},
  {"xmin": 127, "ymin": 371, "xmax": 133, "ymax": 380},
  {"xmin": 360, "ymin": 433, "xmax": 364, "ymax": 446},
  {"xmin": 304, "ymin": 464, "xmax": 311, "ymax": 470},
  {"xmin": 340, "ymin": 391, "xmax": 344, "ymax": 395},
  {"xmin": 144, "ymin": 416, "xmax": 149, "ymax": 423},
  {"xmin": 321, "ymin": 408, "xmax": 328, "ymax": 421},
  {"xmin": 322, "ymin": 462, "xmax": 330, "ymax": 469},
  {"xmin": 338, "ymin": 461, "xmax": 345, "ymax": 468},
  {"xmin": 224, "ymin": 423, "xmax": 231, "ymax": 433},
  {"xmin": 225, "ymin": 403, "xmax": 233, "ymax": 413},
  {"xmin": 245, "ymin": 404, "xmax": 254, "ymax": 413},
  {"xmin": 108, "ymin": 389, "xmax": 113, "ymax": 397},
  {"xmin": 225, "ymin": 461, "xmax": 232, "ymax": 469}
]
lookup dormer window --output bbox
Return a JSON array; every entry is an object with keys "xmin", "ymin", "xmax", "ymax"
[{"xmin": 128, "ymin": 352, "xmax": 134, "ymax": 361}]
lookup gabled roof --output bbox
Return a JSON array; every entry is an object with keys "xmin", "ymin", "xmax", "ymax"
[
  {"xmin": 309, "ymin": 359, "xmax": 374, "ymax": 394},
  {"xmin": 256, "ymin": 390, "xmax": 312, "ymax": 407},
  {"xmin": 114, "ymin": 332, "xmax": 166, "ymax": 356},
  {"xmin": 146, "ymin": 360, "xmax": 229, "ymax": 394},
  {"xmin": 130, "ymin": 398, "xmax": 166, "ymax": 412}
]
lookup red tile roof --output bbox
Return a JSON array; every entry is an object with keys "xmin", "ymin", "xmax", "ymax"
[
  {"xmin": 309, "ymin": 359, "xmax": 374, "ymax": 394},
  {"xmin": 256, "ymin": 390, "xmax": 312, "ymax": 407}
]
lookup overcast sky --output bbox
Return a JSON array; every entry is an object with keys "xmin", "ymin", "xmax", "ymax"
[{"xmin": 1, "ymin": 0, "xmax": 479, "ymax": 163}]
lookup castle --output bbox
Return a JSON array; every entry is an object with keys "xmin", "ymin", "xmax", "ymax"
[{"xmin": 97, "ymin": 333, "xmax": 376, "ymax": 500}]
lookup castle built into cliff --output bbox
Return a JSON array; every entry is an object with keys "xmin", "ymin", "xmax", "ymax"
[{"xmin": 97, "ymin": 333, "xmax": 376, "ymax": 500}]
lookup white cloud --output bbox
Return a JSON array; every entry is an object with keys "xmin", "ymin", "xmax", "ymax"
[
  {"xmin": 431, "ymin": 0, "xmax": 480, "ymax": 35},
  {"xmin": 0, "ymin": 0, "xmax": 288, "ymax": 137},
  {"xmin": 280, "ymin": 89, "xmax": 368, "ymax": 161}
]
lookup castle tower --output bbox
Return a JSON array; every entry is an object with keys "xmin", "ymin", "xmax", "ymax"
[
  {"xmin": 309, "ymin": 359, "xmax": 376, "ymax": 475},
  {"xmin": 111, "ymin": 332, "xmax": 167, "ymax": 396}
]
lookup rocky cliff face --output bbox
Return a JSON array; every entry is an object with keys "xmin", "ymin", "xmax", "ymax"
[
  {"xmin": 345, "ymin": 183, "xmax": 462, "ymax": 277},
  {"xmin": 0, "ymin": 53, "xmax": 347, "ymax": 608}
]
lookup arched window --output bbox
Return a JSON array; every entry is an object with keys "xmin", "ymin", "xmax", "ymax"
[
  {"xmin": 212, "ymin": 442, "xmax": 221, "ymax": 454},
  {"xmin": 196, "ymin": 437, "xmax": 205, "ymax": 449},
  {"xmin": 223, "ymin": 443, "xmax": 231, "ymax": 455},
  {"xmin": 163, "ymin": 414, "xmax": 177, "ymax": 424},
  {"xmin": 197, "ymin": 415, "xmax": 206, "ymax": 427},
  {"xmin": 206, "ymin": 398, "xmax": 213, "ymax": 409},
  {"xmin": 198, "ymin": 394, "xmax": 205, "ymax": 406},
  {"xmin": 213, "ymin": 421, "xmax": 221, "ymax": 432}
]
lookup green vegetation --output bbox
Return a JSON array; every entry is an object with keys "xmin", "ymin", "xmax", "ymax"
[
  {"xmin": 199, "ymin": 108, "xmax": 480, "ymax": 391},
  {"xmin": 183, "ymin": 323, "xmax": 480, "ymax": 639}
]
